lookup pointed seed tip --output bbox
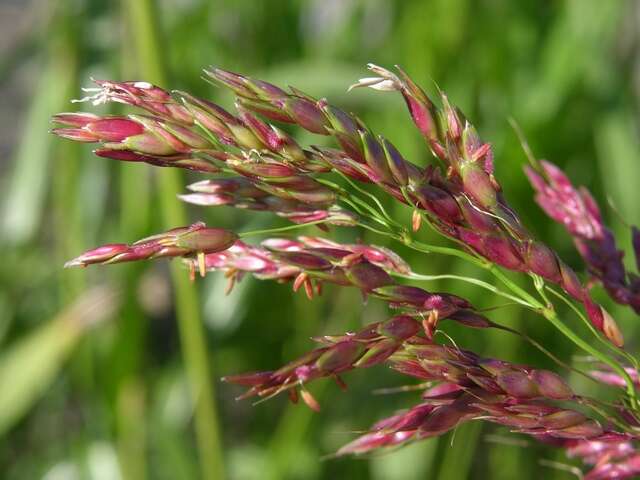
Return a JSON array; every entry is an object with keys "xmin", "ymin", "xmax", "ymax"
[{"xmin": 64, "ymin": 259, "xmax": 82, "ymax": 268}]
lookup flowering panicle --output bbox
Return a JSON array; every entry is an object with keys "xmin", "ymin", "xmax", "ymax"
[
  {"xmin": 225, "ymin": 322, "xmax": 639, "ymax": 480},
  {"xmin": 225, "ymin": 323, "xmax": 577, "ymax": 406},
  {"xmin": 74, "ymin": 80, "xmax": 193, "ymax": 123},
  {"xmin": 187, "ymin": 235, "xmax": 477, "ymax": 336},
  {"xmin": 54, "ymin": 64, "xmax": 640, "ymax": 477},
  {"xmin": 204, "ymin": 65, "xmax": 617, "ymax": 344},
  {"xmin": 526, "ymin": 160, "xmax": 640, "ymax": 314},
  {"xmin": 223, "ymin": 315, "xmax": 422, "ymax": 409},
  {"xmin": 224, "ymin": 320, "xmax": 640, "ymax": 479},
  {"xmin": 563, "ymin": 436, "xmax": 640, "ymax": 480},
  {"xmin": 336, "ymin": 394, "xmax": 604, "ymax": 454},
  {"xmin": 52, "ymin": 81, "xmax": 359, "ymax": 230},
  {"xmin": 51, "ymin": 112, "xmax": 223, "ymax": 173},
  {"xmin": 179, "ymin": 178, "xmax": 357, "ymax": 227},
  {"xmin": 340, "ymin": 404, "xmax": 640, "ymax": 480},
  {"xmin": 225, "ymin": 316, "xmax": 640, "ymax": 479},
  {"xmin": 589, "ymin": 366, "xmax": 640, "ymax": 391},
  {"xmin": 64, "ymin": 222, "xmax": 237, "ymax": 270}
]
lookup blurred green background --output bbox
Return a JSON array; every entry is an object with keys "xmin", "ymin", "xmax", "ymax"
[{"xmin": 2, "ymin": 0, "xmax": 640, "ymax": 478}]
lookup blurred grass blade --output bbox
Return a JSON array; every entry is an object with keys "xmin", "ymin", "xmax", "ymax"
[
  {"xmin": 371, "ymin": 440, "xmax": 437, "ymax": 480},
  {"xmin": 595, "ymin": 112, "xmax": 640, "ymax": 224},
  {"xmin": 117, "ymin": 378, "xmax": 147, "ymax": 480},
  {"xmin": 2, "ymin": 2, "xmax": 80, "ymax": 245},
  {"xmin": 0, "ymin": 286, "xmax": 118, "ymax": 436},
  {"xmin": 436, "ymin": 421, "xmax": 481, "ymax": 480},
  {"xmin": 124, "ymin": 1, "xmax": 226, "ymax": 478},
  {"xmin": 2, "ymin": 68, "xmax": 59, "ymax": 244}
]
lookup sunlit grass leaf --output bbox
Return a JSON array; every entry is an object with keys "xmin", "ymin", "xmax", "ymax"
[
  {"xmin": 0, "ymin": 286, "xmax": 118, "ymax": 436},
  {"xmin": 1, "ymin": 67, "xmax": 59, "ymax": 244}
]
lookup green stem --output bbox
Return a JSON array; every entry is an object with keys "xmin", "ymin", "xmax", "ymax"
[
  {"xmin": 490, "ymin": 323, "xmax": 598, "ymax": 385},
  {"xmin": 348, "ymin": 195, "xmax": 394, "ymax": 228},
  {"xmin": 357, "ymin": 221, "xmax": 397, "ymax": 237},
  {"xmin": 484, "ymin": 264, "xmax": 543, "ymax": 308},
  {"xmin": 541, "ymin": 305, "xmax": 637, "ymax": 409},
  {"xmin": 546, "ymin": 286, "xmax": 640, "ymax": 371},
  {"xmin": 546, "ymin": 287, "xmax": 640, "ymax": 412},
  {"xmin": 405, "ymin": 237, "xmax": 544, "ymax": 308},
  {"xmin": 396, "ymin": 272, "xmax": 533, "ymax": 309},
  {"xmin": 239, "ymin": 219, "xmax": 333, "ymax": 238},
  {"xmin": 126, "ymin": 1, "xmax": 225, "ymax": 478},
  {"xmin": 334, "ymin": 171, "xmax": 402, "ymax": 228},
  {"xmin": 576, "ymin": 396, "xmax": 631, "ymax": 433},
  {"xmin": 316, "ymin": 178, "xmax": 393, "ymax": 229}
]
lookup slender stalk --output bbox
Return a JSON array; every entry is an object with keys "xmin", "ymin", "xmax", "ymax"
[
  {"xmin": 227, "ymin": 189, "xmax": 631, "ymax": 410},
  {"xmin": 333, "ymin": 172, "xmax": 402, "ymax": 228},
  {"xmin": 50, "ymin": 18, "xmax": 80, "ymax": 271},
  {"xmin": 49, "ymin": 0, "xmax": 98, "ymax": 399},
  {"xmin": 490, "ymin": 322, "xmax": 598, "ymax": 385},
  {"xmin": 124, "ymin": 1, "xmax": 225, "ymax": 478},
  {"xmin": 113, "ymin": 22, "xmax": 154, "ymax": 480},
  {"xmin": 117, "ymin": 378, "xmax": 148, "ymax": 480},
  {"xmin": 541, "ymin": 305, "xmax": 638, "ymax": 408},
  {"xmin": 395, "ymin": 272, "xmax": 533, "ymax": 309},
  {"xmin": 315, "ymin": 177, "xmax": 395, "ymax": 229},
  {"xmin": 383, "ymin": 188, "xmax": 640, "ymax": 405},
  {"xmin": 546, "ymin": 286, "xmax": 640, "ymax": 371},
  {"xmin": 239, "ymin": 219, "xmax": 334, "ymax": 238},
  {"xmin": 398, "ymin": 236, "xmax": 543, "ymax": 308}
]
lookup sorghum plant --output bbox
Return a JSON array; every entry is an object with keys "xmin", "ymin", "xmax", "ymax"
[{"xmin": 54, "ymin": 64, "xmax": 640, "ymax": 478}]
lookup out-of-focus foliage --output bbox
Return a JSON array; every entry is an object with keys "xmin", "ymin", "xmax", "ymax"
[{"xmin": 1, "ymin": 0, "xmax": 639, "ymax": 478}]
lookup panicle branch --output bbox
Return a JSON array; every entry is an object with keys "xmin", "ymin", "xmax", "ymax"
[
  {"xmin": 526, "ymin": 160, "xmax": 640, "ymax": 315},
  {"xmin": 64, "ymin": 222, "xmax": 237, "ymax": 269},
  {"xmin": 187, "ymin": 234, "xmax": 490, "ymax": 336}
]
